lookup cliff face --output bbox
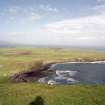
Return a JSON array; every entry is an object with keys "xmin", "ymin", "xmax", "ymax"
[{"xmin": 11, "ymin": 63, "xmax": 54, "ymax": 82}]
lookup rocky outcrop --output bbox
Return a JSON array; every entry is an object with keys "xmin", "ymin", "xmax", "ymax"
[{"xmin": 11, "ymin": 63, "xmax": 54, "ymax": 82}]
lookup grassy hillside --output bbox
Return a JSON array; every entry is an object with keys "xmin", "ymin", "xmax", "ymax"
[{"xmin": 0, "ymin": 48, "xmax": 105, "ymax": 105}]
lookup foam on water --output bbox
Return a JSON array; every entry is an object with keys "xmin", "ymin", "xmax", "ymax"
[
  {"xmin": 38, "ymin": 62, "xmax": 105, "ymax": 85},
  {"xmin": 56, "ymin": 70, "xmax": 78, "ymax": 77},
  {"xmin": 38, "ymin": 70, "xmax": 79, "ymax": 85}
]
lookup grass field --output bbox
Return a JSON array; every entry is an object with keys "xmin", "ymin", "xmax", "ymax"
[{"xmin": 0, "ymin": 48, "xmax": 105, "ymax": 105}]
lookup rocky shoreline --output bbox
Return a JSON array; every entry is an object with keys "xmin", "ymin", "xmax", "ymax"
[
  {"xmin": 11, "ymin": 61, "xmax": 105, "ymax": 83},
  {"xmin": 11, "ymin": 63, "xmax": 54, "ymax": 82}
]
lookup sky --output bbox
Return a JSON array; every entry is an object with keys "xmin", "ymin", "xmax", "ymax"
[{"xmin": 0, "ymin": 0, "xmax": 105, "ymax": 47}]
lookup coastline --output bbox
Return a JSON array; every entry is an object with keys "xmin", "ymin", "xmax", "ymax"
[{"xmin": 11, "ymin": 60, "xmax": 105, "ymax": 83}]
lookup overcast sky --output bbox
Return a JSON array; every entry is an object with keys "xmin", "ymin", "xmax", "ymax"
[{"xmin": 0, "ymin": 0, "xmax": 105, "ymax": 47}]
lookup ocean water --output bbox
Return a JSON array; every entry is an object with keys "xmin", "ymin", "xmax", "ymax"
[{"xmin": 38, "ymin": 63, "xmax": 105, "ymax": 85}]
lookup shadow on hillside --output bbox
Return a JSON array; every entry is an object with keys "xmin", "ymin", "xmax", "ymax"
[{"xmin": 29, "ymin": 96, "xmax": 44, "ymax": 105}]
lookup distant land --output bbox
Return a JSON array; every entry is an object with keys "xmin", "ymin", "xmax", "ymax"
[
  {"xmin": 0, "ymin": 40, "xmax": 15, "ymax": 48},
  {"xmin": 0, "ymin": 40, "xmax": 105, "ymax": 51}
]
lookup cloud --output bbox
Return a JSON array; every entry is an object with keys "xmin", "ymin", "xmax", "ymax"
[
  {"xmin": 43, "ymin": 9, "xmax": 105, "ymax": 41},
  {"xmin": 7, "ymin": 2, "xmax": 103, "ymax": 46},
  {"xmin": 0, "ymin": 6, "xmax": 42, "ymax": 23},
  {"xmin": 39, "ymin": 4, "xmax": 59, "ymax": 12},
  {"xmin": 0, "ymin": 4, "xmax": 59, "ymax": 23},
  {"xmin": 27, "ymin": 14, "xmax": 41, "ymax": 21},
  {"xmin": 92, "ymin": 4, "xmax": 105, "ymax": 14},
  {"xmin": 1, "ymin": 1, "xmax": 105, "ymax": 47},
  {"xmin": 39, "ymin": 2, "xmax": 105, "ymax": 47},
  {"xmin": 44, "ymin": 15, "xmax": 105, "ymax": 32},
  {"xmin": 7, "ymin": 6, "xmax": 20, "ymax": 14},
  {"xmin": 97, "ymin": 0, "xmax": 105, "ymax": 3}
]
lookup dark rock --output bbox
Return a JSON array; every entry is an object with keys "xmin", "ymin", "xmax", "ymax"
[{"xmin": 11, "ymin": 63, "xmax": 54, "ymax": 82}]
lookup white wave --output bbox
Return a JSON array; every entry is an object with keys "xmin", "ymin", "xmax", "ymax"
[
  {"xmin": 48, "ymin": 80, "xmax": 57, "ymax": 85},
  {"xmin": 56, "ymin": 70, "xmax": 78, "ymax": 77},
  {"xmin": 38, "ymin": 77, "xmax": 46, "ymax": 83},
  {"xmin": 67, "ymin": 78, "xmax": 79, "ymax": 83},
  {"xmin": 52, "ymin": 61, "xmax": 105, "ymax": 65},
  {"xmin": 54, "ymin": 76, "xmax": 67, "ymax": 80}
]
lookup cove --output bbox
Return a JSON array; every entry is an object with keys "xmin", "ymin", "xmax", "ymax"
[{"xmin": 38, "ymin": 62, "xmax": 105, "ymax": 85}]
